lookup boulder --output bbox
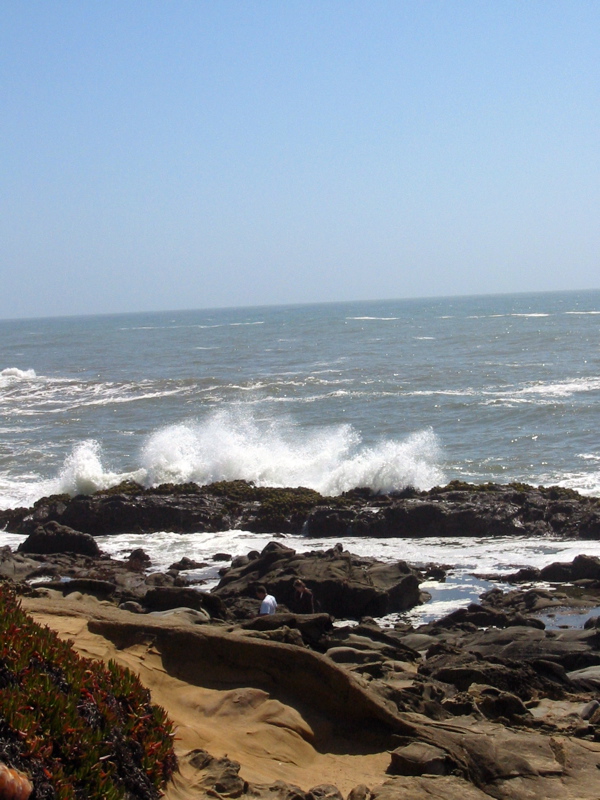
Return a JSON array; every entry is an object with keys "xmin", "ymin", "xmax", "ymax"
[
  {"xmin": 169, "ymin": 556, "xmax": 206, "ymax": 570},
  {"xmin": 306, "ymin": 786, "xmax": 344, "ymax": 800},
  {"xmin": 388, "ymin": 742, "xmax": 453, "ymax": 776},
  {"xmin": 17, "ymin": 521, "xmax": 100, "ymax": 557},
  {"xmin": 241, "ymin": 612, "xmax": 333, "ymax": 648},
  {"xmin": 142, "ymin": 586, "xmax": 227, "ymax": 619},
  {"xmin": 187, "ymin": 749, "xmax": 246, "ymax": 797},
  {"xmin": 128, "ymin": 548, "xmax": 152, "ymax": 570},
  {"xmin": 212, "ymin": 541, "xmax": 426, "ymax": 620}
]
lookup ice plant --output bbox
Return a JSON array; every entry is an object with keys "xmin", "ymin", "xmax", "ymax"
[{"xmin": 0, "ymin": 584, "xmax": 176, "ymax": 799}]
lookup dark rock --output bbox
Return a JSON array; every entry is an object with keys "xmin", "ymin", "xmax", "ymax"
[
  {"xmin": 241, "ymin": 612, "xmax": 333, "ymax": 648},
  {"xmin": 429, "ymin": 602, "xmax": 545, "ymax": 632},
  {"xmin": 540, "ymin": 562, "xmax": 574, "ymax": 582},
  {"xmin": 142, "ymin": 586, "xmax": 227, "ymax": 619},
  {"xmin": 18, "ymin": 521, "xmax": 100, "ymax": 557},
  {"xmin": 213, "ymin": 552, "xmax": 232, "ymax": 561},
  {"xmin": 261, "ymin": 781, "xmax": 307, "ymax": 800},
  {"xmin": 12, "ymin": 479, "xmax": 600, "ymax": 541},
  {"xmin": 571, "ymin": 554, "xmax": 600, "ymax": 580},
  {"xmin": 212, "ymin": 541, "xmax": 426, "ymax": 621},
  {"xmin": 474, "ymin": 689, "xmax": 532, "ymax": 721},
  {"xmin": 388, "ymin": 742, "xmax": 453, "ymax": 776},
  {"xmin": 327, "ymin": 647, "xmax": 387, "ymax": 665},
  {"xmin": 144, "ymin": 572, "xmax": 175, "ymax": 587},
  {"xmin": 493, "ymin": 566, "xmax": 541, "ymax": 583},
  {"xmin": 127, "ymin": 548, "xmax": 151, "ymax": 570},
  {"xmin": 169, "ymin": 556, "xmax": 206, "ymax": 571},
  {"xmin": 186, "ymin": 749, "xmax": 246, "ymax": 797},
  {"xmin": 442, "ymin": 695, "xmax": 477, "ymax": 716}
]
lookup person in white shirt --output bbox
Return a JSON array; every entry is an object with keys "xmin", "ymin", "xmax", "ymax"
[{"xmin": 256, "ymin": 585, "xmax": 277, "ymax": 615}]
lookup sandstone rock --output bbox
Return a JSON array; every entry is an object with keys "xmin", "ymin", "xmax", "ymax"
[
  {"xmin": 142, "ymin": 586, "xmax": 227, "ymax": 619},
  {"xmin": 580, "ymin": 699, "xmax": 600, "ymax": 719},
  {"xmin": 241, "ymin": 612, "xmax": 333, "ymax": 648},
  {"xmin": 567, "ymin": 665, "xmax": 600, "ymax": 690},
  {"xmin": 369, "ymin": 777, "xmax": 490, "ymax": 800},
  {"xmin": 388, "ymin": 742, "xmax": 453, "ymax": 776},
  {"xmin": 186, "ymin": 749, "xmax": 247, "ymax": 797},
  {"xmin": 307, "ymin": 785, "xmax": 344, "ymax": 800},
  {"xmin": 149, "ymin": 607, "xmax": 211, "ymax": 624},
  {"xmin": 346, "ymin": 786, "xmax": 370, "ymax": 800},
  {"xmin": 119, "ymin": 600, "xmax": 144, "ymax": 613}
]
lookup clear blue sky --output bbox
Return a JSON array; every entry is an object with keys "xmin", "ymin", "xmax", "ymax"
[{"xmin": 1, "ymin": 1, "xmax": 599, "ymax": 319}]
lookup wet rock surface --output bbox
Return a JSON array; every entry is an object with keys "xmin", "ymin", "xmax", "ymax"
[{"xmin": 6, "ymin": 479, "xmax": 600, "ymax": 539}]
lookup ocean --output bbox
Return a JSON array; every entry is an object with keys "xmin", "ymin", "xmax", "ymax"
[{"xmin": 2, "ymin": 289, "xmax": 600, "ymax": 624}]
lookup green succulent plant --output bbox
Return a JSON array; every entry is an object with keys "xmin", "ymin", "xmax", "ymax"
[{"xmin": 0, "ymin": 584, "xmax": 177, "ymax": 799}]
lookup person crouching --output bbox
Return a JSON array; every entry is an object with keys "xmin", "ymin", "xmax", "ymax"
[{"xmin": 256, "ymin": 585, "xmax": 277, "ymax": 615}]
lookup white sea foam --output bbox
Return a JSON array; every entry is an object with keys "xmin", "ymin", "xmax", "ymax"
[
  {"xmin": 517, "ymin": 377, "xmax": 600, "ymax": 398},
  {"xmin": 54, "ymin": 440, "xmax": 145, "ymax": 496},
  {"xmin": 0, "ymin": 441, "xmax": 147, "ymax": 508},
  {"xmin": 346, "ymin": 316, "xmax": 399, "ymax": 321},
  {"xmin": 0, "ymin": 367, "xmax": 37, "ymax": 387},
  {"xmin": 534, "ymin": 469, "xmax": 600, "ymax": 497},
  {"xmin": 139, "ymin": 410, "xmax": 443, "ymax": 495},
  {"xmin": 0, "ymin": 412, "xmax": 443, "ymax": 509}
]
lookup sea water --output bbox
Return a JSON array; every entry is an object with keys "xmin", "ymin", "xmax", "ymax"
[{"xmin": 2, "ymin": 290, "xmax": 600, "ymax": 623}]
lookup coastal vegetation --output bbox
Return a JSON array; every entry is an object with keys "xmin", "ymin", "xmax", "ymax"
[{"xmin": 0, "ymin": 585, "xmax": 176, "ymax": 800}]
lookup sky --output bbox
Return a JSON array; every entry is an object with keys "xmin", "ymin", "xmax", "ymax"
[{"xmin": 1, "ymin": 1, "xmax": 599, "ymax": 319}]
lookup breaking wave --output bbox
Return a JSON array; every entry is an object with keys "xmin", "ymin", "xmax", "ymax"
[
  {"xmin": 139, "ymin": 410, "xmax": 444, "ymax": 495},
  {"xmin": 3, "ymin": 411, "xmax": 444, "ymax": 507},
  {"xmin": 0, "ymin": 367, "xmax": 37, "ymax": 388}
]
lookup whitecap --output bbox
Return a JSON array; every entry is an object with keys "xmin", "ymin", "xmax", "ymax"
[
  {"xmin": 54, "ymin": 440, "xmax": 145, "ymax": 496},
  {"xmin": 139, "ymin": 409, "xmax": 444, "ymax": 495},
  {"xmin": 0, "ymin": 367, "xmax": 37, "ymax": 388}
]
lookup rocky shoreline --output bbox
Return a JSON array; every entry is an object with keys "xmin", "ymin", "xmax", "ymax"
[
  {"xmin": 3, "ymin": 480, "xmax": 600, "ymax": 798},
  {"xmin": 3, "ymin": 478, "xmax": 600, "ymax": 539}
]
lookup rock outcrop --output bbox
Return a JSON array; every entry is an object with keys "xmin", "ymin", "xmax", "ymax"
[
  {"xmin": 212, "ymin": 541, "xmax": 430, "ymax": 620},
  {"xmin": 17, "ymin": 520, "xmax": 101, "ymax": 556},
  {"xmin": 7, "ymin": 480, "xmax": 600, "ymax": 539}
]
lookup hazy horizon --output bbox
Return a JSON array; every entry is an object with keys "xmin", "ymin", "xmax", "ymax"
[{"xmin": 2, "ymin": 286, "xmax": 599, "ymax": 325}]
